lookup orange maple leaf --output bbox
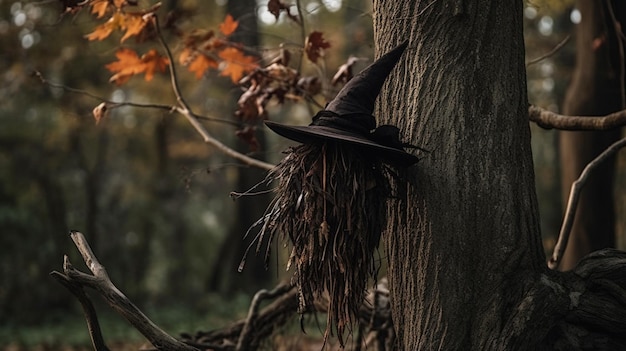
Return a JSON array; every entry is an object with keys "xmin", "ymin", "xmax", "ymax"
[
  {"xmin": 121, "ymin": 13, "xmax": 148, "ymax": 42},
  {"xmin": 86, "ymin": 12, "xmax": 125, "ymax": 41},
  {"xmin": 305, "ymin": 31, "xmax": 331, "ymax": 63},
  {"xmin": 188, "ymin": 54, "xmax": 218, "ymax": 79},
  {"xmin": 218, "ymin": 47, "xmax": 258, "ymax": 83},
  {"xmin": 219, "ymin": 14, "xmax": 238, "ymax": 36},
  {"xmin": 90, "ymin": 0, "xmax": 110, "ymax": 19},
  {"xmin": 114, "ymin": 0, "xmax": 128, "ymax": 8},
  {"xmin": 141, "ymin": 49, "xmax": 169, "ymax": 81},
  {"xmin": 106, "ymin": 48, "xmax": 169, "ymax": 85}
]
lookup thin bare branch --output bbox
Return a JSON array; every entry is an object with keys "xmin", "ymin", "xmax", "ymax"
[
  {"xmin": 296, "ymin": 0, "xmax": 306, "ymax": 72},
  {"xmin": 152, "ymin": 15, "xmax": 275, "ymax": 171},
  {"xmin": 236, "ymin": 283, "xmax": 294, "ymax": 351},
  {"xmin": 50, "ymin": 270, "xmax": 111, "ymax": 351},
  {"xmin": 528, "ymin": 105, "xmax": 626, "ymax": 130},
  {"xmin": 605, "ymin": 0, "xmax": 625, "ymax": 108},
  {"xmin": 60, "ymin": 231, "xmax": 199, "ymax": 351},
  {"xmin": 548, "ymin": 138, "xmax": 626, "ymax": 270},
  {"xmin": 526, "ymin": 35, "xmax": 571, "ymax": 67},
  {"xmin": 34, "ymin": 71, "xmax": 243, "ymax": 127}
]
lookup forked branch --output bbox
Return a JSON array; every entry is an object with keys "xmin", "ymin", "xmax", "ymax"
[
  {"xmin": 52, "ymin": 231, "xmax": 395, "ymax": 350},
  {"xmin": 153, "ymin": 15, "xmax": 275, "ymax": 171},
  {"xmin": 51, "ymin": 231, "xmax": 199, "ymax": 351},
  {"xmin": 548, "ymin": 138, "xmax": 626, "ymax": 269}
]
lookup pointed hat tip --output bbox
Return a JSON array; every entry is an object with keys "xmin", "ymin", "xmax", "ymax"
[{"xmin": 326, "ymin": 40, "xmax": 410, "ymax": 116}]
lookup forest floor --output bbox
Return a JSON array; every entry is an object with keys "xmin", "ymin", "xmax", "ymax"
[{"xmin": 0, "ymin": 298, "xmax": 348, "ymax": 351}]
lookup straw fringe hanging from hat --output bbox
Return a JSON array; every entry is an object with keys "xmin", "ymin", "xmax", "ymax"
[{"xmin": 241, "ymin": 40, "xmax": 419, "ymax": 347}]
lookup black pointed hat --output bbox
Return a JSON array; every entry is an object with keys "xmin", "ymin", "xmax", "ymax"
[{"xmin": 265, "ymin": 40, "xmax": 419, "ymax": 166}]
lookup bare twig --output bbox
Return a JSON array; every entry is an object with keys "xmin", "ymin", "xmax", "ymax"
[
  {"xmin": 548, "ymin": 138, "xmax": 626, "ymax": 270},
  {"xmin": 528, "ymin": 105, "xmax": 626, "ymax": 130},
  {"xmin": 236, "ymin": 283, "xmax": 294, "ymax": 351},
  {"xmin": 526, "ymin": 35, "xmax": 571, "ymax": 67},
  {"xmin": 152, "ymin": 15, "xmax": 275, "ymax": 171},
  {"xmin": 56, "ymin": 231, "xmax": 199, "ymax": 351},
  {"xmin": 295, "ymin": 0, "xmax": 306, "ymax": 73},
  {"xmin": 34, "ymin": 71, "xmax": 241, "ymax": 127},
  {"xmin": 50, "ymin": 271, "xmax": 111, "ymax": 351},
  {"xmin": 605, "ymin": 0, "xmax": 625, "ymax": 109},
  {"xmin": 37, "ymin": 18, "xmax": 276, "ymax": 171}
]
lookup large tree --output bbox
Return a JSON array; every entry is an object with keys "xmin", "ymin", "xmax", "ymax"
[{"xmin": 375, "ymin": 0, "xmax": 625, "ymax": 349}]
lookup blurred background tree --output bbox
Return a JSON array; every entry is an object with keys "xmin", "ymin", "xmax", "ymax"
[
  {"xmin": 0, "ymin": 0, "xmax": 624, "ymax": 348},
  {"xmin": 557, "ymin": 0, "xmax": 624, "ymax": 270}
]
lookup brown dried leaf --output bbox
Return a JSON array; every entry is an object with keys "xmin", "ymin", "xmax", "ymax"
[
  {"xmin": 267, "ymin": 0, "xmax": 299, "ymax": 23},
  {"xmin": 331, "ymin": 56, "xmax": 360, "ymax": 86},
  {"xmin": 305, "ymin": 31, "xmax": 331, "ymax": 63},
  {"xmin": 235, "ymin": 126, "xmax": 259, "ymax": 152},
  {"xmin": 92, "ymin": 102, "xmax": 108, "ymax": 124},
  {"xmin": 297, "ymin": 76, "xmax": 321, "ymax": 96}
]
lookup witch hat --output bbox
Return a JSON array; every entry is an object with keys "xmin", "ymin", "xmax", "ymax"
[{"xmin": 265, "ymin": 40, "xmax": 419, "ymax": 166}]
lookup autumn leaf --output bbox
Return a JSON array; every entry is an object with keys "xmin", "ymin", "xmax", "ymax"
[
  {"xmin": 106, "ymin": 48, "xmax": 169, "ymax": 85},
  {"xmin": 267, "ymin": 0, "xmax": 299, "ymax": 23},
  {"xmin": 120, "ymin": 13, "xmax": 148, "ymax": 42},
  {"xmin": 141, "ymin": 50, "xmax": 169, "ymax": 81},
  {"xmin": 331, "ymin": 56, "xmax": 360, "ymax": 86},
  {"xmin": 86, "ymin": 12, "xmax": 125, "ymax": 41},
  {"xmin": 218, "ymin": 47, "xmax": 258, "ymax": 83},
  {"xmin": 86, "ymin": 10, "xmax": 152, "ymax": 42},
  {"xmin": 219, "ymin": 14, "xmax": 238, "ymax": 36},
  {"xmin": 90, "ymin": 0, "xmax": 110, "ymax": 18},
  {"xmin": 235, "ymin": 126, "xmax": 259, "ymax": 152},
  {"xmin": 305, "ymin": 31, "xmax": 331, "ymax": 63},
  {"xmin": 188, "ymin": 54, "xmax": 218, "ymax": 79},
  {"xmin": 92, "ymin": 102, "xmax": 108, "ymax": 125},
  {"xmin": 182, "ymin": 29, "xmax": 214, "ymax": 48},
  {"xmin": 114, "ymin": 0, "xmax": 135, "ymax": 8}
]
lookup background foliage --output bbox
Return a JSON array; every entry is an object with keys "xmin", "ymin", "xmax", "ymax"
[{"xmin": 0, "ymin": 0, "xmax": 624, "ymax": 348}]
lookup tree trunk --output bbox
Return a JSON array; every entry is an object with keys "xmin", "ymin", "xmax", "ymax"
[
  {"xmin": 374, "ymin": 1, "xmax": 547, "ymax": 349},
  {"xmin": 209, "ymin": 0, "xmax": 272, "ymax": 294},
  {"xmin": 373, "ymin": 1, "xmax": 626, "ymax": 349},
  {"xmin": 558, "ymin": 0, "xmax": 623, "ymax": 271}
]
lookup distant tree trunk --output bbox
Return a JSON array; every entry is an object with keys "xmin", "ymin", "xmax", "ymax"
[
  {"xmin": 210, "ymin": 0, "xmax": 272, "ymax": 294},
  {"xmin": 559, "ymin": 0, "xmax": 624, "ymax": 270}
]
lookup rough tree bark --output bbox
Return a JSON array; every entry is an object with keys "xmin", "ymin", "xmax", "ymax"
[
  {"xmin": 374, "ymin": 1, "xmax": 626, "ymax": 350},
  {"xmin": 558, "ymin": 0, "xmax": 623, "ymax": 271}
]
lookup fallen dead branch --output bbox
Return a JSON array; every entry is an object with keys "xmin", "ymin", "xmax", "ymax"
[{"xmin": 51, "ymin": 231, "xmax": 394, "ymax": 351}]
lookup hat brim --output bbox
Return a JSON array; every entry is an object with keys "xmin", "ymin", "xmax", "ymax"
[{"xmin": 265, "ymin": 121, "xmax": 419, "ymax": 166}]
